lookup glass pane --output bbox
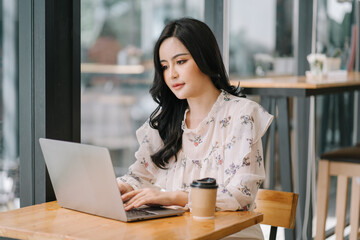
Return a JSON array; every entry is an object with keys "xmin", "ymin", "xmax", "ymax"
[
  {"xmin": 81, "ymin": 0, "xmax": 204, "ymax": 176},
  {"xmin": 0, "ymin": 0, "xmax": 19, "ymax": 212},
  {"xmin": 316, "ymin": 0, "xmax": 355, "ymax": 153},
  {"xmin": 229, "ymin": 0, "xmax": 294, "ymax": 78},
  {"xmin": 316, "ymin": 0, "xmax": 353, "ymax": 70}
]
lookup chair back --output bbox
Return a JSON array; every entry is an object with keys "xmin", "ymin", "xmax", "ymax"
[{"xmin": 254, "ymin": 189, "xmax": 298, "ymax": 229}]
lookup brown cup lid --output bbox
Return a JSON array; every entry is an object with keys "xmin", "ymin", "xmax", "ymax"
[{"xmin": 190, "ymin": 178, "xmax": 218, "ymax": 189}]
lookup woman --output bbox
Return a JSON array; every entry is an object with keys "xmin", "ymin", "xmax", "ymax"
[{"xmin": 117, "ymin": 18, "xmax": 273, "ymax": 239}]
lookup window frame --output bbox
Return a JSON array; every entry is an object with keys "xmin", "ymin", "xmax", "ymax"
[{"xmin": 19, "ymin": 0, "xmax": 80, "ymax": 206}]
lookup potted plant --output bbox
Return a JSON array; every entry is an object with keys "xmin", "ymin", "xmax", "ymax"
[{"xmin": 325, "ymin": 48, "xmax": 341, "ymax": 72}]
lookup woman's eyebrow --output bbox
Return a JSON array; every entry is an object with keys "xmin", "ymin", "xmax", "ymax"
[{"xmin": 160, "ymin": 53, "xmax": 189, "ymax": 63}]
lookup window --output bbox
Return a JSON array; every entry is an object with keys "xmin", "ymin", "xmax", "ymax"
[
  {"xmin": 316, "ymin": 0, "xmax": 355, "ymax": 153},
  {"xmin": 0, "ymin": 0, "xmax": 19, "ymax": 211},
  {"xmin": 229, "ymin": 0, "xmax": 294, "ymax": 78},
  {"xmin": 316, "ymin": 0, "xmax": 353, "ymax": 70},
  {"xmin": 81, "ymin": 0, "xmax": 204, "ymax": 176}
]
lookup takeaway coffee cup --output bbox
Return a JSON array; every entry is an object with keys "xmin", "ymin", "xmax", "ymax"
[{"xmin": 190, "ymin": 177, "xmax": 218, "ymax": 220}]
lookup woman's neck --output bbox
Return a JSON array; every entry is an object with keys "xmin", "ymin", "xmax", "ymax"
[{"xmin": 185, "ymin": 88, "xmax": 221, "ymax": 129}]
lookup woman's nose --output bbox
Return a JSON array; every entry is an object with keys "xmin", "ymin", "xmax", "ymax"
[{"xmin": 170, "ymin": 67, "xmax": 179, "ymax": 79}]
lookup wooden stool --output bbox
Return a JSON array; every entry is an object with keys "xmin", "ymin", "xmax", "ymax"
[{"xmin": 315, "ymin": 146, "xmax": 360, "ymax": 240}]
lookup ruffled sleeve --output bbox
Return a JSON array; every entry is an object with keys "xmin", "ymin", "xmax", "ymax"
[
  {"xmin": 216, "ymin": 100, "xmax": 273, "ymax": 211},
  {"xmin": 117, "ymin": 121, "xmax": 162, "ymax": 190}
]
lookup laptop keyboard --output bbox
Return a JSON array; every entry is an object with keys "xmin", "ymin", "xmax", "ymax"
[{"xmin": 126, "ymin": 208, "xmax": 157, "ymax": 218}]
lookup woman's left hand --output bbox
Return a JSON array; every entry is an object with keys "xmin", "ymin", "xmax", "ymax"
[{"xmin": 121, "ymin": 188, "xmax": 188, "ymax": 211}]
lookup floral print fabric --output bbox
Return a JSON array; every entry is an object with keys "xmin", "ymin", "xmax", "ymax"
[{"xmin": 118, "ymin": 90, "xmax": 273, "ymax": 211}]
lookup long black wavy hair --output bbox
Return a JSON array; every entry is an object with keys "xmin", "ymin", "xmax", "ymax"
[{"xmin": 149, "ymin": 18, "xmax": 243, "ymax": 169}]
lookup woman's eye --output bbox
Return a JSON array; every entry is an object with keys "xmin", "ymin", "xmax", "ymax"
[
  {"xmin": 177, "ymin": 60, "xmax": 186, "ymax": 65},
  {"xmin": 161, "ymin": 65, "xmax": 168, "ymax": 70}
]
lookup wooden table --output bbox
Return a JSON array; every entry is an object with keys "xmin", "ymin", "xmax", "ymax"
[
  {"xmin": 233, "ymin": 72, "xmax": 360, "ymax": 189},
  {"xmin": 232, "ymin": 72, "xmax": 360, "ymax": 240},
  {"xmin": 0, "ymin": 201, "xmax": 263, "ymax": 240},
  {"xmin": 237, "ymin": 72, "xmax": 360, "ymax": 95}
]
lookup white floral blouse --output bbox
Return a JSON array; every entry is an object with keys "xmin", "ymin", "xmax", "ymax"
[{"xmin": 118, "ymin": 90, "xmax": 273, "ymax": 211}]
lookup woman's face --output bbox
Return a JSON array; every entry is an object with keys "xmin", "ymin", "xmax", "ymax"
[{"xmin": 159, "ymin": 37, "xmax": 213, "ymax": 100}]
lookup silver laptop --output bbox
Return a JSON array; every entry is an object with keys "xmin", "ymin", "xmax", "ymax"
[{"xmin": 39, "ymin": 138, "xmax": 184, "ymax": 222}]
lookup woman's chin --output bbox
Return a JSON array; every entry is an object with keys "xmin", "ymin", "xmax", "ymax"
[{"xmin": 171, "ymin": 90, "xmax": 187, "ymax": 100}]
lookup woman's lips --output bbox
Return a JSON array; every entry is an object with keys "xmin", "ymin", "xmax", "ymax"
[{"xmin": 172, "ymin": 83, "xmax": 185, "ymax": 90}]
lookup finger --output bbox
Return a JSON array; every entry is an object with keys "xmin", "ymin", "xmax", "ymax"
[
  {"xmin": 119, "ymin": 183, "xmax": 133, "ymax": 194},
  {"xmin": 122, "ymin": 189, "xmax": 141, "ymax": 202},
  {"xmin": 125, "ymin": 191, "xmax": 161, "ymax": 210},
  {"xmin": 122, "ymin": 190, "xmax": 143, "ymax": 204},
  {"xmin": 124, "ymin": 190, "xmax": 147, "ymax": 207},
  {"xmin": 117, "ymin": 182, "xmax": 127, "ymax": 194},
  {"xmin": 125, "ymin": 197, "xmax": 149, "ymax": 211},
  {"xmin": 119, "ymin": 185, "xmax": 127, "ymax": 195}
]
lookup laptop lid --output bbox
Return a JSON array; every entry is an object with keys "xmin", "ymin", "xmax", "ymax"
[{"xmin": 39, "ymin": 138, "xmax": 184, "ymax": 222}]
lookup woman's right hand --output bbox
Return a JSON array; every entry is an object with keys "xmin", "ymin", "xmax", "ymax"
[{"xmin": 117, "ymin": 180, "xmax": 134, "ymax": 195}]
